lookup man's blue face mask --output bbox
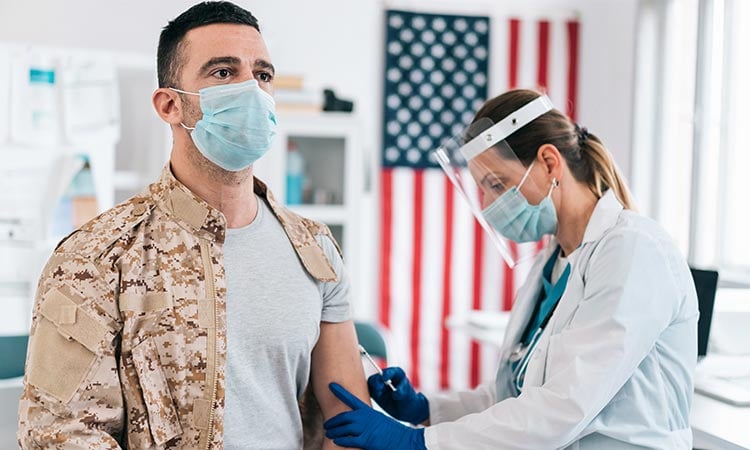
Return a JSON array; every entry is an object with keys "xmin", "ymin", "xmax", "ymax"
[
  {"xmin": 170, "ymin": 79, "xmax": 277, "ymax": 172},
  {"xmin": 482, "ymin": 161, "xmax": 559, "ymax": 243}
]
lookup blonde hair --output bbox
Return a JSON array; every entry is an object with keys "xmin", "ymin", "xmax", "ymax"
[
  {"xmin": 472, "ymin": 89, "xmax": 636, "ymax": 210},
  {"xmin": 579, "ymin": 131, "xmax": 635, "ymax": 209}
]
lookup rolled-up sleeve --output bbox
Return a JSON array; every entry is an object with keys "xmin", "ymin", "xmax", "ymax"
[{"xmin": 315, "ymin": 235, "xmax": 352, "ymax": 323}]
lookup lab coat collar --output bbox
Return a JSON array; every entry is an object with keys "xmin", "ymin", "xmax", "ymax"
[{"xmin": 581, "ymin": 189, "xmax": 624, "ymax": 246}]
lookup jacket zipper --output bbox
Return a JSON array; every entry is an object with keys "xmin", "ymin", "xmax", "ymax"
[{"xmin": 200, "ymin": 239, "xmax": 219, "ymax": 450}]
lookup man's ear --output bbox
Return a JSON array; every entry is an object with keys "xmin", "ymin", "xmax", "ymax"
[
  {"xmin": 537, "ymin": 144, "xmax": 563, "ymax": 181},
  {"xmin": 152, "ymin": 88, "xmax": 183, "ymax": 125}
]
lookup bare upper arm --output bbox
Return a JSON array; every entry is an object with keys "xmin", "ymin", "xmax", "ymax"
[{"xmin": 311, "ymin": 320, "xmax": 370, "ymax": 418}]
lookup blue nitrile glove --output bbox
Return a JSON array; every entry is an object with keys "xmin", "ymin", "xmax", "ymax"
[
  {"xmin": 325, "ymin": 382, "xmax": 426, "ymax": 450},
  {"xmin": 368, "ymin": 367, "xmax": 430, "ymax": 425}
]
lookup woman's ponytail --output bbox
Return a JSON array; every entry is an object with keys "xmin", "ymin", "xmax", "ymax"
[
  {"xmin": 474, "ymin": 89, "xmax": 637, "ymax": 211},
  {"xmin": 578, "ymin": 131, "xmax": 636, "ymax": 210}
]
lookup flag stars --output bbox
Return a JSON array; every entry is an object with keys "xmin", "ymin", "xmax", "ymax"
[
  {"xmin": 384, "ymin": 12, "xmax": 489, "ymax": 168},
  {"xmin": 389, "ymin": 14, "xmax": 404, "ymax": 28}
]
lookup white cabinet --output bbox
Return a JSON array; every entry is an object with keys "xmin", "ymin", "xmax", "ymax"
[{"xmin": 254, "ymin": 112, "xmax": 368, "ymax": 317}]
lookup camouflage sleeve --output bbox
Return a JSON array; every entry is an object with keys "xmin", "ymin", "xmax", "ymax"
[{"xmin": 18, "ymin": 251, "xmax": 124, "ymax": 449}]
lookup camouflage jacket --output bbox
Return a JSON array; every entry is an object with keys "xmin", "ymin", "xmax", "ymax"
[{"xmin": 18, "ymin": 165, "xmax": 339, "ymax": 449}]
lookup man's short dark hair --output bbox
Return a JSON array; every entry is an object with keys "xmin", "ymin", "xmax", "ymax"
[{"xmin": 157, "ymin": 1, "xmax": 260, "ymax": 88}]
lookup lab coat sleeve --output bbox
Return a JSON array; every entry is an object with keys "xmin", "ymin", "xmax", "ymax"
[
  {"xmin": 424, "ymin": 228, "xmax": 682, "ymax": 449},
  {"xmin": 428, "ymin": 380, "xmax": 497, "ymax": 424}
]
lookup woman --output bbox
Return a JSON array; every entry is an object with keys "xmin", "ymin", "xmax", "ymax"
[{"xmin": 324, "ymin": 89, "xmax": 699, "ymax": 449}]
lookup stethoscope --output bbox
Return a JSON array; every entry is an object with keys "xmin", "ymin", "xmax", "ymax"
[
  {"xmin": 509, "ymin": 326, "xmax": 544, "ymax": 395},
  {"xmin": 507, "ymin": 246, "xmax": 571, "ymax": 395}
]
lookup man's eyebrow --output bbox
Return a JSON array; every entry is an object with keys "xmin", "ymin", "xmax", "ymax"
[
  {"xmin": 255, "ymin": 59, "xmax": 276, "ymax": 76},
  {"xmin": 199, "ymin": 56, "xmax": 242, "ymax": 74}
]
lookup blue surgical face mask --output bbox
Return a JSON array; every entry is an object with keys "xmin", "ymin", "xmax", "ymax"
[
  {"xmin": 482, "ymin": 162, "xmax": 558, "ymax": 243},
  {"xmin": 171, "ymin": 79, "xmax": 277, "ymax": 172}
]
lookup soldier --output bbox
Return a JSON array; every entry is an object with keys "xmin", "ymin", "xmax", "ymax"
[{"xmin": 18, "ymin": 2, "xmax": 369, "ymax": 448}]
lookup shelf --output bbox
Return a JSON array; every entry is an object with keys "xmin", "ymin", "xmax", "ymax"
[
  {"xmin": 276, "ymin": 112, "xmax": 359, "ymax": 133},
  {"xmin": 288, "ymin": 205, "xmax": 348, "ymax": 225},
  {"xmin": 286, "ymin": 135, "xmax": 347, "ymax": 206}
]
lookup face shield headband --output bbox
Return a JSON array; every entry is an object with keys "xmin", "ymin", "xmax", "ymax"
[
  {"xmin": 459, "ymin": 95, "xmax": 554, "ymax": 161},
  {"xmin": 433, "ymin": 95, "xmax": 555, "ymax": 268}
]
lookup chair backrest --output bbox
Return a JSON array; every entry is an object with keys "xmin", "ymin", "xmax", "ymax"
[
  {"xmin": 0, "ymin": 335, "xmax": 28, "ymax": 379},
  {"xmin": 690, "ymin": 267, "xmax": 719, "ymax": 358},
  {"xmin": 354, "ymin": 322, "xmax": 388, "ymax": 361}
]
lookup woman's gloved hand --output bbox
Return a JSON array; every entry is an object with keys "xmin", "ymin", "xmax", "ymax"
[
  {"xmin": 367, "ymin": 367, "xmax": 430, "ymax": 425},
  {"xmin": 325, "ymin": 382, "xmax": 426, "ymax": 450}
]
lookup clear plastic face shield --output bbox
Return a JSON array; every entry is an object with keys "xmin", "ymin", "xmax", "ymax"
[{"xmin": 433, "ymin": 95, "xmax": 555, "ymax": 268}]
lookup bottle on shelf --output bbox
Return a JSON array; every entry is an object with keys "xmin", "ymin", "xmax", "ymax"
[{"xmin": 285, "ymin": 139, "xmax": 305, "ymax": 205}]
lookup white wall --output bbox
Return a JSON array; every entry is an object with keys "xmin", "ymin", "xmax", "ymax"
[
  {"xmin": 0, "ymin": 0, "xmax": 639, "ymax": 178},
  {"xmin": 0, "ymin": 0, "xmax": 641, "ymax": 322}
]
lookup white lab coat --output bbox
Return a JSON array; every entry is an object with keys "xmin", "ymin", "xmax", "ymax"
[{"xmin": 424, "ymin": 190, "xmax": 698, "ymax": 449}]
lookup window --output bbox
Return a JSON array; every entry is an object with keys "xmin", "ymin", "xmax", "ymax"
[
  {"xmin": 632, "ymin": 0, "xmax": 698, "ymax": 254},
  {"xmin": 633, "ymin": 0, "xmax": 749, "ymax": 286},
  {"xmin": 717, "ymin": 0, "xmax": 750, "ymax": 280}
]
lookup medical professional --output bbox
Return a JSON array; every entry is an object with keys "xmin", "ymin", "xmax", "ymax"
[{"xmin": 323, "ymin": 89, "xmax": 699, "ymax": 449}]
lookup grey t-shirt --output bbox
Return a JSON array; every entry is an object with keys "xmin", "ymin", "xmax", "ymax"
[{"xmin": 223, "ymin": 196, "xmax": 351, "ymax": 450}]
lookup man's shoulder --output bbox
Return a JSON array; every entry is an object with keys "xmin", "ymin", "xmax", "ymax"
[
  {"xmin": 55, "ymin": 192, "xmax": 154, "ymax": 258},
  {"xmin": 271, "ymin": 202, "xmax": 342, "ymax": 258}
]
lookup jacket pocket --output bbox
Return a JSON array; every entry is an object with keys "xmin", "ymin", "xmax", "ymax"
[
  {"xmin": 120, "ymin": 291, "xmax": 175, "ymax": 339},
  {"xmin": 132, "ymin": 336, "xmax": 183, "ymax": 446},
  {"xmin": 27, "ymin": 287, "xmax": 111, "ymax": 403}
]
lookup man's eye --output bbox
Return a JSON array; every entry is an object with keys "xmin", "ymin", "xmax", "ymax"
[
  {"xmin": 258, "ymin": 72, "xmax": 273, "ymax": 83},
  {"xmin": 214, "ymin": 69, "xmax": 231, "ymax": 79}
]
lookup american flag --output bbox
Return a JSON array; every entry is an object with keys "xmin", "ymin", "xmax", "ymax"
[{"xmin": 378, "ymin": 9, "xmax": 580, "ymax": 392}]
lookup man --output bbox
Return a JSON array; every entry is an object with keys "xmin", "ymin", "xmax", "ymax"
[{"xmin": 18, "ymin": 2, "xmax": 369, "ymax": 448}]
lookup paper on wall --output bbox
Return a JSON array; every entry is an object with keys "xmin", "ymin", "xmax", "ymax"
[
  {"xmin": 59, "ymin": 54, "xmax": 120, "ymax": 144},
  {"xmin": 9, "ymin": 48, "xmax": 61, "ymax": 145}
]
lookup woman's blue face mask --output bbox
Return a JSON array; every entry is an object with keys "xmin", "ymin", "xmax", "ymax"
[
  {"xmin": 171, "ymin": 79, "xmax": 277, "ymax": 172},
  {"xmin": 482, "ymin": 161, "xmax": 558, "ymax": 243}
]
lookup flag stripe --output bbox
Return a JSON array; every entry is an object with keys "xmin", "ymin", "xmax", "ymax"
[
  {"xmin": 440, "ymin": 175, "xmax": 454, "ymax": 389},
  {"xmin": 537, "ymin": 20, "xmax": 551, "ymax": 91},
  {"xmin": 509, "ymin": 18, "xmax": 521, "ymax": 89},
  {"xmin": 519, "ymin": 17, "xmax": 538, "ymax": 89},
  {"xmin": 567, "ymin": 20, "xmax": 580, "ymax": 121},
  {"xmin": 450, "ymin": 176, "xmax": 475, "ymax": 390},
  {"xmin": 549, "ymin": 19, "xmax": 568, "ymax": 111},
  {"xmin": 419, "ymin": 171, "xmax": 446, "ymax": 392},
  {"xmin": 390, "ymin": 168, "xmax": 415, "ymax": 374},
  {"xmin": 502, "ymin": 18, "xmax": 522, "ymax": 311},
  {"xmin": 490, "ymin": 15, "xmax": 510, "ymax": 96},
  {"xmin": 480, "ymin": 222, "xmax": 503, "ymax": 382},
  {"xmin": 410, "ymin": 170, "xmax": 425, "ymax": 388},
  {"xmin": 379, "ymin": 169, "xmax": 394, "ymax": 329},
  {"xmin": 536, "ymin": 19, "xmax": 551, "ymax": 255},
  {"xmin": 470, "ymin": 219, "xmax": 484, "ymax": 386}
]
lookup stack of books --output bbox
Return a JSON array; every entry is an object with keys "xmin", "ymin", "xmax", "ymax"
[{"xmin": 273, "ymin": 75, "xmax": 323, "ymax": 113}]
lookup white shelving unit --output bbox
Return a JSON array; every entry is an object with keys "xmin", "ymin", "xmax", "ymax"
[{"xmin": 254, "ymin": 111, "xmax": 367, "ymax": 316}]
